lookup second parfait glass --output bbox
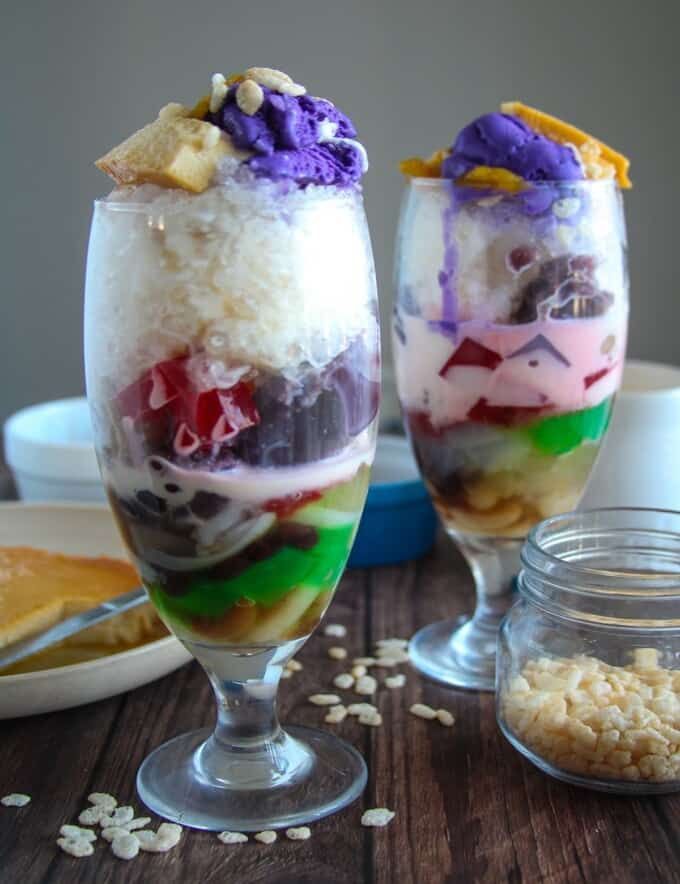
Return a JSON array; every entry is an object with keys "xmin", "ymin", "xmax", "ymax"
[
  {"xmin": 393, "ymin": 177, "xmax": 628, "ymax": 690},
  {"xmin": 84, "ymin": 180, "xmax": 380, "ymax": 829}
]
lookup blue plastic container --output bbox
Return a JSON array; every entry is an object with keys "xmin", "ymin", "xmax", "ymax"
[{"xmin": 348, "ymin": 435, "xmax": 438, "ymax": 568}]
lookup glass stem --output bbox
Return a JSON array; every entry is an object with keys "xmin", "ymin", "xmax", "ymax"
[
  {"xmin": 211, "ymin": 671, "xmax": 281, "ymax": 749},
  {"xmin": 450, "ymin": 535, "xmax": 521, "ymax": 677},
  {"xmin": 189, "ymin": 640, "xmax": 313, "ymax": 789}
]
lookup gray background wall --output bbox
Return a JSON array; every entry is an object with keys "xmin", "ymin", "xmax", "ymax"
[{"xmin": 2, "ymin": 0, "xmax": 678, "ymax": 426}]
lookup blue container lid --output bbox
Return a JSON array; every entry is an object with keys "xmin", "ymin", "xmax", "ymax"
[{"xmin": 348, "ymin": 435, "xmax": 437, "ymax": 568}]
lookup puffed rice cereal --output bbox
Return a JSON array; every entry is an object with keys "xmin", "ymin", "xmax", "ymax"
[
  {"xmin": 361, "ymin": 808, "xmax": 395, "ymax": 827},
  {"xmin": 355, "ymin": 675, "xmax": 378, "ymax": 696},
  {"xmin": 502, "ymin": 650, "xmax": 680, "ymax": 783},
  {"xmin": 286, "ymin": 826, "xmax": 311, "ymax": 840},
  {"xmin": 324, "ymin": 704, "xmax": 348, "ymax": 724},
  {"xmin": 59, "ymin": 825, "xmax": 97, "ymax": 842},
  {"xmin": 333, "ymin": 673, "xmax": 355, "ymax": 690},
  {"xmin": 57, "ymin": 836, "xmax": 94, "ymax": 858},
  {"xmin": 324, "ymin": 624, "xmax": 347, "ymax": 638},
  {"xmin": 309, "ymin": 694, "xmax": 342, "ymax": 706},
  {"xmin": 385, "ymin": 674, "xmax": 406, "ymax": 689},
  {"xmin": 410, "ymin": 703, "xmax": 437, "ymax": 720},
  {"xmin": 87, "ymin": 792, "xmax": 117, "ymax": 811},
  {"xmin": 218, "ymin": 831, "xmax": 248, "ymax": 844},
  {"xmin": 1, "ymin": 793, "xmax": 31, "ymax": 807},
  {"xmin": 111, "ymin": 833, "xmax": 140, "ymax": 860},
  {"xmin": 254, "ymin": 830, "xmax": 277, "ymax": 844}
]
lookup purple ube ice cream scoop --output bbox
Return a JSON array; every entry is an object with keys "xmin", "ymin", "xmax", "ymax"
[
  {"xmin": 442, "ymin": 112, "xmax": 583, "ymax": 183},
  {"xmin": 209, "ymin": 88, "xmax": 366, "ymax": 188}
]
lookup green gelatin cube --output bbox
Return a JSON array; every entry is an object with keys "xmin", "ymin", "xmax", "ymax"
[
  {"xmin": 155, "ymin": 522, "xmax": 355, "ymax": 620},
  {"xmin": 527, "ymin": 397, "xmax": 613, "ymax": 456}
]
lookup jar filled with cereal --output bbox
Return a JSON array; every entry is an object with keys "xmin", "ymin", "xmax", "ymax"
[{"xmin": 497, "ymin": 508, "xmax": 680, "ymax": 794}]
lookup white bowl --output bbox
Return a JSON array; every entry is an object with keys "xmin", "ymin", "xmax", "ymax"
[
  {"xmin": 3, "ymin": 397, "xmax": 105, "ymax": 502},
  {"xmin": 581, "ymin": 359, "xmax": 680, "ymax": 510},
  {"xmin": 0, "ymin": 502, "xmax": 191, "ymax": 718}
]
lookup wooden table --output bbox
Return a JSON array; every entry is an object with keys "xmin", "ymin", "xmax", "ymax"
[{"xmin": 2, "ymin": 535, "xmax": 679, "ymax": 884}]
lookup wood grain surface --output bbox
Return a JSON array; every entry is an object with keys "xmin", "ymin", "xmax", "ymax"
[{"xmin": 2, "ymin": 535, "xmax": 679, "ymax": 884}]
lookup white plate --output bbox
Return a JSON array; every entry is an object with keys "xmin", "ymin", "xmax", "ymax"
[{"xmin": 0, "ymin": 502, "xmax": 192, "ymax": 719}]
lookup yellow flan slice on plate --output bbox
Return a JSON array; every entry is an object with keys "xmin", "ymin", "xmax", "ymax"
[{"xmin": 0, "ymin": 547, "xmax": 166, "ymax": 673}]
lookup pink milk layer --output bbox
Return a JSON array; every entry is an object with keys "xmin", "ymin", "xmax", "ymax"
[{"xmin": 395, "ymin": 311, "xmax": 627, "ymax": 428}]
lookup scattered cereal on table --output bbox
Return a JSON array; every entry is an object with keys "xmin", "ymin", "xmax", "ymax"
[
  {"xmin": 87, "ymin": 792, "xmax": 117, "ymax": 811},
  {"xmin": 286, "ymin": 826, "xmax": 311, "ymax": 840},
  {"xmin": 125, "ymin": 817, "xmax": 152, "ymax": 831},
  {"xmin": 375, "ymin": 648, "xmax": 410, "ymax": 664},
  {"xmin": 385, "ymin": 674, "xmax": 406, "ymax": 689},
  {"xmin": 436, "ymin": 709, "xmax": 455, "ymax": 727},
  {"xmin": 59, "ymin": 825, "xmax": 97, "ymax": 842},
  {"xmin": 410, "ymin": 703, "xmax": 437, "ymax": 720},
  {"xmin": 324, "ymin": 624, "xmax": 347, "ymax": 638},
  {"xmin": 309, "ymin": 694, "xmax": 342, "ymax": 706},
  {"xmin": 355, "ymin": 675, "xmax": 378, "ymax": 696},
  {"xmin": 353, "ymin": 657, "xmax": 376, "ymax": 667},
  {"xmin": 361, "ymin": 808, "xmax": 395, "ymax": 827},
  {"xmin": 102, "ymin": 826, "xmax": 131, "ymax": 843},
  {"xmin": 135, "ymin": 823, "xmax": 182, "ymax": 852},
  {"xmin": 1, "ymin": 794, "xmax": 31, "ymax": 807},
  {"xmin": 57, "ymin": 836, "xmax": 94, "ymax": 858},
  {"xmin": 111, "ymin": 833, "xmax": 140, "ymax": 860},
  {"xmin": 328, "ymin": 647, "xmax": 348, "ymax": 660},
  {"xmin": 254, "ymin": 830, "xmax": 277, "ymax": 844},
  {"xmin": 101, "ymin": 806, "xmax": 134, "ymax": 827},
  {"xmin": 375, "ymin": 638, "xmax": 409, "ymax": 650},
  {"xmin": 358, "ymin": 710, "xmax": 383, "ymax": 727},
  {"xmin": 347, "ymin": 703, "xmax": 378, "ymax": 716},
  {"xmin": 218, "ymin": 831, "xmax": 248, "ymax": 844},
  {"xmin": 333, "ymin": 673, "xmax": 355, "ymax": 690},
  {"xmin": 78, "ymin": 805, "xmax": 107, "ymax": 825},
  {"xmin": 325, "ymin": 704, "xmax": 348, "ymax": 724}
]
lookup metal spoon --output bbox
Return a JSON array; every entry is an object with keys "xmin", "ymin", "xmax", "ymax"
[{"xmin": 0, "ymin": 587, "xmax": 148, "ymax": 670}]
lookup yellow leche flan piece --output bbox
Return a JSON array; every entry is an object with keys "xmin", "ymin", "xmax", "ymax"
[
  {"xmin": 500, "ymin": 100, "xmax": 631, "ymax": 188},
  {"xmin": 95, "ymin": 103, "xmax": 249, "ymax": 193},
  {"xmin": 399, "ymin": 148, "xmax": 449, "ymax": 178},
  {"xmin": 457, "ymin": 166, "xmax": 526, "ymax": 191},
  {"xmin": 0, "ymin": 546, "xmax": 163, "ymax": 652}
]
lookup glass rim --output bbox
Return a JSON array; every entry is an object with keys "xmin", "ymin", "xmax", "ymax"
[
  {"xmin": 522, "ymin": 506, "xmax": 680, "ymax": 596},
  {"xmin": 92, "ymin": 182, "xmax": 364, "ymax": 214},
  {"xmin": 405, "ymin": 176, "xmax": 620, "ymax": 190}
]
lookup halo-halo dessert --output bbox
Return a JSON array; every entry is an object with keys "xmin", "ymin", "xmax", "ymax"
[
  {"xmin": 84, "ymin": 66, "xmax": 379, "ymax": 831},
  {"xmin": 394, "ymin": 102, "xmax": 630, "ymax": 690}
]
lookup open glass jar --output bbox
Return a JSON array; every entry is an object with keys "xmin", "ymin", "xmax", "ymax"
[{"xmin": 497, "ymin": 508, "xmax": 680, "ymax": 794}]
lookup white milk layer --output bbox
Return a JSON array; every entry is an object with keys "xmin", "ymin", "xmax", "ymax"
[{"xmin": 106, "ymin": 430, "xmax": 374, "ymax": 509}]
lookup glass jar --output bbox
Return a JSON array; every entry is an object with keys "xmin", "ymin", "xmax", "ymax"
[{"xmin": 497, "ymin": 508, "xmax": 680, "ymax": 794}]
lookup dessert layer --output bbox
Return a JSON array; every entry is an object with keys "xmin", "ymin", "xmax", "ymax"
[{"xmin": 86, "ymin": 179, "xmax": 377, "ymax": 390}]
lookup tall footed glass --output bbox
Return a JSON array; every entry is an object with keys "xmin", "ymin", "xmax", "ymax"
[
  {"xmin": 85, "ymin": 180, "xmax": 380, "ymax": 829},
  {"xmin": 393, "ymin": 177, "xmax": 628, "ymax": 691}
]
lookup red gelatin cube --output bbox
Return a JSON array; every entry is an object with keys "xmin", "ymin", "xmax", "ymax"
[
  {"xmin": 584, "ymin": 366, "xmax": 612, "ymax": 389},
  {"xmin": 263, "ymin": 489, "xmax": 323, "ymax": 518},
  {"xmin": 467, "ymin": 397, "xmax": 548, "ymax": 427},
  {"xmin": 440, "ymin": 338, "xmax": 503, "ymax": 378},
  {"xmin": 116, "ymin": 355, "xmax": 260, "ymax": 455},
  {"xmin": 174, "ymin": 422, "xmax": 200, "ymax": 455}
]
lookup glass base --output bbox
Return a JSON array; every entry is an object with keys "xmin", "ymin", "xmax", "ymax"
[
  {"xmin": 136, "ymin": 724, "xmax": 367, "ymax": 831},
  {"xmin": 409, "ymin": 615, "xmax": 498, "ymax": 691}
]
